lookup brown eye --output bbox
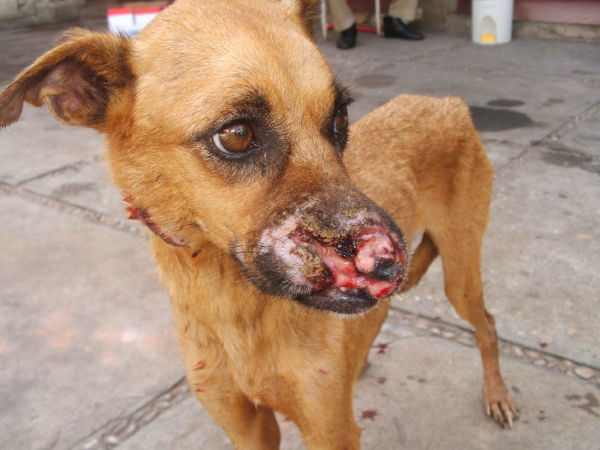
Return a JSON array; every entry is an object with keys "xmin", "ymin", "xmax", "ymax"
[
  {"xmin": 334, "ymin": 105, "xmax": 348, "ymax": 134},
  {"xmin": 213, "ymin": 123, "xmax": 253, "ymax": 153}
]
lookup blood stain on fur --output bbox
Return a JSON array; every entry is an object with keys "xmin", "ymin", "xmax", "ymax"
[
  {"xmin": 194, "ymin": 360, "xmax": 207, "ymax": 370},
  {"xmin": 318, "ymin": 368, "xmax": 328, "ymax": 375},
  {"xmin": 361, "ymin": 409, "xmax": 378, "ymax": 420}
]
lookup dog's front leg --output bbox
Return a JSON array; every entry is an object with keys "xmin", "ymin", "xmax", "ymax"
[
  {"xmin": 284, "ymin": 364, "xmax": 362, "ymax": 450},
  {"xmin": 180, "ymin": 343, "xmax": 281, "ymax": 450}
]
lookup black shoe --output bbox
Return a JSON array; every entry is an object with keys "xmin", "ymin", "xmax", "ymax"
[
  {"xmin": 337, "ymin": 23, "xmax": 357, "ymax": 49},
  {"xmin": 383, "ymin": 16, "xmax": 424, "ymax": 40}
]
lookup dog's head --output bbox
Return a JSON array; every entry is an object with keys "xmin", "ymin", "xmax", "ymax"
[{"xmin": 0, "ymin": 0, "xmax": 408, "ymax": 314}]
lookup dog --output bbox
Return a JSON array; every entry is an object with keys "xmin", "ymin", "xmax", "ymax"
[{"xmin": 0, "ymin": 0, "xmax": 518, "ymax": 448}]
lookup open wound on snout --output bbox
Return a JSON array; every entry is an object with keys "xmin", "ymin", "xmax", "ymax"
[
  {"xmin": 294, "ymin": 224, "xmax": 406, "ymax": 299},
  {"xmin": 265, "ymin": 207, "xmax": 405, "ymax": 297}
]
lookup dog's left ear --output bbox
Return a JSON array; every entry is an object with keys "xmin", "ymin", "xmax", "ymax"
[
  {"xmin": 0, "ymin": 28, "xmax": 133, "ymax": 132},
  {"xmin": 281, "ymin": 0, "xmax": 320, "ymax": 36}
]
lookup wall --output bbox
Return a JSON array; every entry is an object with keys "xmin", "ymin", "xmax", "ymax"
[{"xmin": 0, "ymin": 0, "xmax": 83, "ymax": 28}]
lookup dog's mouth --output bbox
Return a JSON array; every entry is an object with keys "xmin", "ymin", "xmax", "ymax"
[{"xmin": 299, "ymin": 287, "xmax": 378, "ymax": 314}]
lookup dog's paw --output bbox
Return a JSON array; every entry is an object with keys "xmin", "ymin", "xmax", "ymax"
[{"xmin": 483, "ymin": 376, "xmax": 519, "ymax": 428}]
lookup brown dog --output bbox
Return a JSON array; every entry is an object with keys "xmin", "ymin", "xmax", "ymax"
[{"xmin": 0, "ymin": 0, "xmax": 518, "ymax": 448}]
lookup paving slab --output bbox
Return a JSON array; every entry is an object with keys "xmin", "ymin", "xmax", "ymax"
[
  {"xmin": 0, "ymin": 195, "xmax": 181, "ymax": 450},
  {"xmin": 118, "ymin": 395, "xmax": 232, "ymax": 450},
  {"xmin": 346, "ymin": 62, "xmax": 591, "ymax": 145},
  {"xmin": 421, "ymin": 37, "xmax": 600, "ymax": 85},
  {"xmin": 481, "ymin": 140, "xmax": 527, "ymax": 172},
  {"xmin": 551, "ymin": 108, "xmax": 600, "ymax": 167},
  {"xmin": 0, "ymin": 104, "xmax": 104, "ymax": 185},
  {"xmin": 22, "ymin": 156, "xmax": 148, "ymax": 237},
  {"xmin": 117, "ymin": 311, "xmax": 600, "ymax": 449}
]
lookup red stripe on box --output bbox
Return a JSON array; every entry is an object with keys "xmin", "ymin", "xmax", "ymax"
[{"xmin": 108, "ymin": 7, "xmax": 134, "ymax": 15}]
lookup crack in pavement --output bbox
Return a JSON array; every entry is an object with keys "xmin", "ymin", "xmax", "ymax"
[
  {"xmin": 532, "ymin": 100, "xmax": 600, "ymax": 148},
  {"xmin": 13, "ymin": 154, "xmax": 103, "ymax": 188},
  {"xmin": 2, "ymin": 182, "xmax": 146, "ymax": 239}
]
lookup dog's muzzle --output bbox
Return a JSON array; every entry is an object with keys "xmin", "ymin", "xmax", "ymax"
[{"xmin": 255, "ymin": 211, "xmax": 407, "ymax": 314}]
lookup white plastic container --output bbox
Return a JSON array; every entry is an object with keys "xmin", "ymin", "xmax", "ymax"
[
  {"xmin": 134, "ymin": 7, "xmax": 162, "ymax": 31},
  {"xmin": 107, "ymin": 4, "xmax": 163, "ymax": 36},
  {"xmin": 472, "ymin": 0, "xmax": 514, "ymax": 45}
]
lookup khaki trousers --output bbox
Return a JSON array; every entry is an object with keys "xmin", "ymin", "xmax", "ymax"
[{"xmin": 326, "ymin": 0, "xmax": 420, "ymax": 31}]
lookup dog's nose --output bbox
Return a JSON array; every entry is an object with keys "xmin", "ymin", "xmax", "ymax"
[{"xmin": 372, "ymin": 258, "xmax": 402, "ymax": 281}]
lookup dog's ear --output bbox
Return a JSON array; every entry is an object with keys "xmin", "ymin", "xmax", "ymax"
[
  {"xmin": 281, "ymin": 0, "xmax": 321, "ymax": 37},
  {"xmin": 0, "ymin": 28, "xmax": 133, "ymax": 131}
]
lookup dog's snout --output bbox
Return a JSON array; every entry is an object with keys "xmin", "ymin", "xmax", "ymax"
[{"xmin": 255, "ymin": 209, "xmax": 408, "ymax": 313}]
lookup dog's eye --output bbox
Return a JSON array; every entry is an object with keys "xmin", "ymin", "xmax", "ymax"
[
  {"xmin": 213, "ymin": 123, "xmax": 253, "ymax": 154},
  {"xmin": 334, "ymin": 105, "xmax": 348, "ymax": 134}
]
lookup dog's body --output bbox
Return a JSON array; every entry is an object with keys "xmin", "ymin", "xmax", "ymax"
[{"xmin": 0, "ymin": 0, "xmax": 517, "ymax": 448}]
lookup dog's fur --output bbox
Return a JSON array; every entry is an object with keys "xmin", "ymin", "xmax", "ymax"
[{"xmin": 0, "ymin": 0, "xmax": 518, "ymax": 448}]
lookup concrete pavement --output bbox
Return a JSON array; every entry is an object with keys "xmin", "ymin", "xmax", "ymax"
[{"xmin": 0, "ymin": 19, "xmax": 599, "ymax": 449}]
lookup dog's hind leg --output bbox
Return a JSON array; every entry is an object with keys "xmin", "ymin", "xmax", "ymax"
[
  {"xmin": 428, "ymin": 196, "xmax": 519, "ymax": 427},
  {"xmin": 400, "ymin": 232, "xmax": 438, "ymax": 292},
  {"xmin": 440, "ymin": 246, "xmax": 518, "ymax": 427}
]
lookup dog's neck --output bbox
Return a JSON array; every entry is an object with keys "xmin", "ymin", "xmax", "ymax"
[{"xmin": 150, "ymin": 235, "xmax": 273, "ymax": 322}]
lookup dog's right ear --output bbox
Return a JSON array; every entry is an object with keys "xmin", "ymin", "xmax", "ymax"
[
  {"xmin": 0, "ymin": 28, "xmax": 133, "ymax": 132},
  {"xmin": 281, "ymin": 0, "xmax": 321, "ymax": 37}
]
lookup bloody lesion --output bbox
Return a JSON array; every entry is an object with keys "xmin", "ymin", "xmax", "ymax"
[
  {"xmin": 288, "ymin": 221, "xmax": 407, "ymax": 301},
  {"xmin": 122, "ymin": 194, "xmax": 188, "ymax": 247}
]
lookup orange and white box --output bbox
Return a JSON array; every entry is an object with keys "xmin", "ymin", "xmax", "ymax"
[
  {"xmin": 107, "ymin": 3, "xmax": 166, "ymax": 36},
  {"xmin": 134, "ymin": 6, "xmax": 162, "ymax": 30},
  {"xmin": 107, "ymin": 7, "xmax": 136, "ymax": 35}
]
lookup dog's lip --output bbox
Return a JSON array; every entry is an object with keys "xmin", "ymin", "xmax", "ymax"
[{"xmin": 298, "ymin": 287, "xmax": 378, "ymax": 314}]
